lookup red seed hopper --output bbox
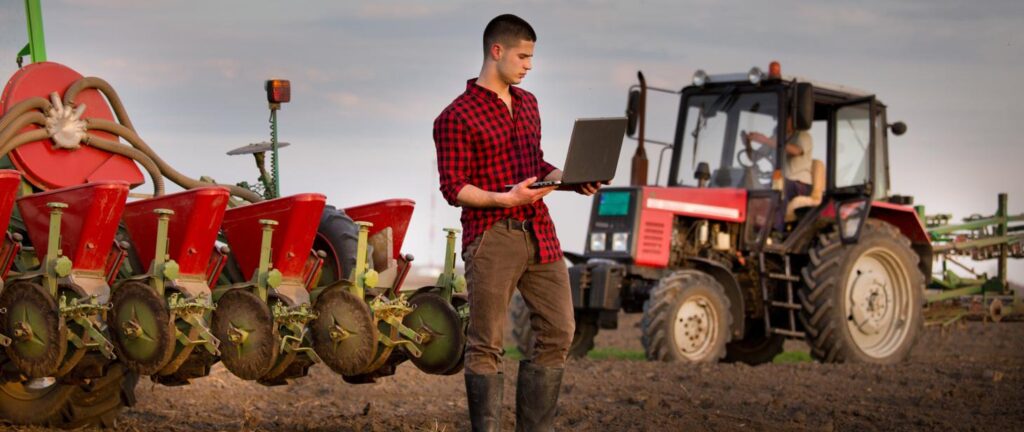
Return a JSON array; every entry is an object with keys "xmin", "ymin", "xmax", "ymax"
[
  {"xmin": 16, "ymin": 181, "xmax": 129, "ymax": 274},
  {"xmin": 121, "ymin": 187, "xmax": 230, "ymax": 281},
  {"xmin": 221, "ymin": 193, "xmax": 327, "ymax": 287}
]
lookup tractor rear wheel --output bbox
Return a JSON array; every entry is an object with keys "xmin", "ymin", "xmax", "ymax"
[
  {"xmin": 799, "ymin": 220, "xmax": 924, "ymax": 364},
  {"xmin": 0, "ymin": 361, "xmax": 138, "ymax": 428},
  {"xmin": 641, "ymin": 270, "xmax": 732, "ymax": 362},
  {"xmin": 314, "ymin": 205, "xmax": 359, "ymax": 285},
  {"xmin": 509, "ymin": 291, "xmax": 597, "ymax": 359},
  {"xmin": 723, "ymin": 319, "xmax": 785, "ymax": 365}
]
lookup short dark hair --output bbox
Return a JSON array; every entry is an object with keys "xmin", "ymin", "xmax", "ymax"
[{"xmin": 483, "ymin": 14, "xmax": 536, "ymax": 55}]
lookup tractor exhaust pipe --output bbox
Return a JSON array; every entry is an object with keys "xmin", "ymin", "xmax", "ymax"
[{"xmin": 630, "ymin": 71, "xmax": 648, "ymax": 186}]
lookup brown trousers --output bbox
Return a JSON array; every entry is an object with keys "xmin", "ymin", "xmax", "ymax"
[{"xmin": 462, "ymin": 219, "xmax": 575, "ymax": 375}]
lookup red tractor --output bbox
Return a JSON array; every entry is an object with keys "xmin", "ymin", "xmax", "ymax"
[{"xmin": 513, "ymin": 62, "xmax": 930, "ymax": 365}]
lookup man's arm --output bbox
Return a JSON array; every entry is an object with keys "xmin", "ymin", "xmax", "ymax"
[
  {"xmin": 456, "ymin": 177, "xmax": 555, "ymax": 208},
  {"xmin": 746, "ymin": 131, "xmax": 803, "ymax": 156}
]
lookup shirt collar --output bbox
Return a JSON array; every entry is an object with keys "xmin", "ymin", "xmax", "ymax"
[{"xmin": 465, "ymin": 78, "xmax": 523, "ymax": 102}]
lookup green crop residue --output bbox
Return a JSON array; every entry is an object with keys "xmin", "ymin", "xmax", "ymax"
[{"xmin": 773, "ymin": 351, "xmax": 813, "ymax": 364}]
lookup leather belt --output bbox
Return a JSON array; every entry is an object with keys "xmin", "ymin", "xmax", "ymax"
[{"xmin": 503, "ymin": 218, "xmax": 532, "ymax": 232}]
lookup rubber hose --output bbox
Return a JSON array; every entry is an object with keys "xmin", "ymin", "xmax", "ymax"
[
  {"xmin": 0, "ymin": 97, "xmax": 51, "ymax": 133},
  {"xmin": 0, "ymin": 129, "xmax": 50, "ymax": 164},
  {"xmin": 83, "ymin": 135, "xmax": 164, "ymax": 196},
  {"xmin": 64, "ymin": 77, "xmax": 137, "ymax": 132},
  {"xmin": 85, "ymin": 118, "xmax": 262, "ymax": 203},
  {"xmin": 0, "ymin": 112, "xmax": 47, "ymax": 154}
]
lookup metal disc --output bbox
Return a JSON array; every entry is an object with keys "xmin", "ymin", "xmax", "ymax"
[
  {"xmin": 440, "ymin": 294, "xmax": 468, "ymax": 375},
  {"xmin": 109, "ymin": 281, "xmax": 175, "ymax": 375},
  {"xmin": 310, "ymin": 287, "xmax": 377, "ymax": 376},
  {"xmin": 0, "ymin": 281, "xmax": 66, "ymax": 378},
  {"xmin": 211, "ymin": 289, "xmax": 279, "ymax": 380},
  {"xmin": 404, "ymin": 292, "xmax": 465, "ymax": 375}
]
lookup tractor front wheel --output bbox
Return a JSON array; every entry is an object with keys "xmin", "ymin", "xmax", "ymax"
[
  {"xmin": 0, "ymin": 362, "xmax": 138, "ymax": 428},
  {"xmin": 799, "ymin": 220, "xmax": 924, "ymax": 364},
  {"xmin": 641, "ymin": 270, "xmax": 732, "ymax": 362}
]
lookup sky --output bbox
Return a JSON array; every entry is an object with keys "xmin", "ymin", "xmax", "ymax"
[{"xmin": 0, "ymin": 0, "xmax": 1021, "ymax": 279}]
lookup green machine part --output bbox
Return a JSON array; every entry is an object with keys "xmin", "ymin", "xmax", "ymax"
[{"xmin": 18, "ymin": 0, "xmax": 47, "ymax": 65}]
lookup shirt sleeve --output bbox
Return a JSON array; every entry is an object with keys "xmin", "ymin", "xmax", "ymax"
[{"xmin": 433, "ymin": 110, "xmax": 471, "ymax": 206}]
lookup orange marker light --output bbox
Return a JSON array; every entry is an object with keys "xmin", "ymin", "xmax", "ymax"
[
  {"xmin": 769, "ymin": 61, "xmax": 781, "ymax": 79},
  {"xmin": 265, "ymin": 79, "xmax": 291, "ymax": 104}
]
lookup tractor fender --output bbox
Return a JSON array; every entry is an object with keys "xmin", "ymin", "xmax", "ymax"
[
  {"xmin": 683, "ymin": 257, "xmax": 745, "ymax": 339},
  {"xmin": 869, "ymin": 202, "xmax": 933, "ymax": 277}
]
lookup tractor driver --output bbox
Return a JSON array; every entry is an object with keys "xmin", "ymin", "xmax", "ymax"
[
  {"xmin": 432, "ymin": 14, "xmax": 602, "ymax": 432},
  {"xmin": 744, "ymin": 117, "xmax": 814, "ymax": 231}
]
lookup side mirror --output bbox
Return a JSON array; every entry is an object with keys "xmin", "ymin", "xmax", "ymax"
[
  {"xmin": 889, "ymin": 121, "xmax": 907, "ymax": 136},
  {"xmin": 795, "ymin": 83, "xmax": 814, "ymax": 131},
  {"xmin": 626, "ymin": 89, "xmax": 641, "ymax": 137}
]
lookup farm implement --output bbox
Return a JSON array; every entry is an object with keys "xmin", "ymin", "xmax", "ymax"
[{"xmin": 0, "ymin": 1, "xmax": 468, "ymax": 427}]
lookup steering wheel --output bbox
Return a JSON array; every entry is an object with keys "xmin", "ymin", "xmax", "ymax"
[{"xmin": 737, "ymin": 130, "xmax": 776, "ymax": 185}]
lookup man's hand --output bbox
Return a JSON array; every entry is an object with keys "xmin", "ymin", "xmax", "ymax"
[
  {"xmin": 500, "ymin": 176, "xmax": 556, "ymax": 207},
  {"xmin": 571, "ymin": 181, "xmax": 606, "ymax": 196}
]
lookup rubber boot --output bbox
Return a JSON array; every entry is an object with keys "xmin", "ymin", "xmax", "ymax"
[
  {"xmin": 515, "ymin": 361, "xmax": 564, "ymax": 432},
  {"xmin": 465, "ymin": 373, "xmax": 503, "ymax": 432}
]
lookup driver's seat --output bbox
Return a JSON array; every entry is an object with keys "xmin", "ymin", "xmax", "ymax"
[{"xmin": 785, "ymin": 159, "xmax": 825, "ymax": 222}]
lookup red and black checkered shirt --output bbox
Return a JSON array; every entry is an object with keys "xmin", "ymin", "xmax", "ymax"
[{"xmin": 433, "ymin": 79, "xmax": 562, "ymax": 263}]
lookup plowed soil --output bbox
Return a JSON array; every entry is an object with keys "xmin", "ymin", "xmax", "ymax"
[{"xmin": 11, "ymin": 311, "xmax": 1024, "ymax": 431}]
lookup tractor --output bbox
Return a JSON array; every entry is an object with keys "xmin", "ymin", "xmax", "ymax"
[
  {"xmin": 0, "ymin": 1, "xmax": 468, "ymax": 427},
  {"xmin": 514, "ymin": 61, "xmax": 951, "ymax": 365}
]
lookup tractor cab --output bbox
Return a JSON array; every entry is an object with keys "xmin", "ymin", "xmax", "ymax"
[{"xmin": 625, "ymin": 62, "xmax": 908, "ymax": 248}]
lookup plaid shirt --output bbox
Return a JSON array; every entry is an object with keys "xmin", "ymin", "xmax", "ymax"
[{"xmin": 433, "ymin": 79, "xmax": 562, "ymax": 263}]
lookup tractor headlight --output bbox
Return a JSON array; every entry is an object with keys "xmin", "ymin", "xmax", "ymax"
[
  {"xmin": 611, "ymin": 232, "xmax": 630, "ymax": 252},
  {"xmin": 590, "ymin": 232, "xmax": 607, "ymax": 252},
  {"xmin": 748, "ymin": 67, "xmax": 764, "ymax": 85},
  {"xmin": 692, "ymin": 69, "xmax": 708, "ymax": 87}
]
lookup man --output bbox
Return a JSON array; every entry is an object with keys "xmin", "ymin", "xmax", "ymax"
[
  {"xmin": 744, "ymin": 118, "xmax": 813, "ymax": 230},
  {"xmin": 432, "ymin": 14, "xmax": 601, "ymax": 432}
]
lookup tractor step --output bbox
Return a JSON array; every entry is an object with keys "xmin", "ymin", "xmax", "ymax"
[
  {"xmin": 759, "ymin": 251, "xmax": 805, "ymax": 338},
  {"xmin": 768, "ymin": 272, "xmax": 800, "ymax": 282},
  {"xmin": 770, "ymin": 328, "xmax": 805, "ymax": 338}
]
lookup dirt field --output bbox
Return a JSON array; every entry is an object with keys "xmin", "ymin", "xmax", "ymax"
[{"xmin": 12, "ymin": 310, "xmax": 1023, "ymax": 432}]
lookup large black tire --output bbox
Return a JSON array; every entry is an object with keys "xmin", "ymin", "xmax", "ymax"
[
  {"xmin": 314, "ymin": 205, "xmax": 359, "ymax": 286},
  {"xmin": 799, "ymin": 220, "xmax": 924, "ymax": 364},
  {"xmin": 0, "ymin": 362, "xmax": 138, "ymax": 428},
  {"xmin": 641, "ymin": 270, "xmax": 732, "ymax": 362},
  {"xmin": 509, "ymin": 291, "xmax": 597, "ymax": 359},
  {"xmin": 723, "ymin": 319, "xmax": 785, "ymax": 365}
]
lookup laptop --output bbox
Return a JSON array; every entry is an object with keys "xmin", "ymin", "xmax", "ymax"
[{"xmin": 507, "ymin": 117, "xmax": 628, "ymax": 189}]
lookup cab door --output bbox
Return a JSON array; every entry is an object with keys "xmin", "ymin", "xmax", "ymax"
[
  {"xmin": 828, "ymin": 96, "xmax": 876, "ymax": 243},
  {"xmin": 828, "ymin": 96, "xmax": 876, "ymax": 196}
]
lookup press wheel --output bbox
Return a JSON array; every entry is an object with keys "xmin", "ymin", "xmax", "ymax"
[
  {"xmin": 109, "ymin": 281, "xmax": 175, "ymax": 375},
  {"xmin": 0, "ymin": 281, "xmax": 66, "ymax": 378},
  {"xmin": 211, "ymin": 289, "xmax": 279, "ymax": 380},
  {"xmin": 310, "ymin": 286, "xmax": 377, "ymax": 376},
  {"xmin": 404, "ymin": 292, "xmax": 465, "ymax": 375}
]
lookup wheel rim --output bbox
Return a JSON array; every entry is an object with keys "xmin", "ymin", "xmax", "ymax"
[
  {"xmin": 672, "ymin": 294, "xmax": 718, "ymax": 360},
  {"xmin": 844, "ymin": 247, "xmax": 913, "ymax": 359}
]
